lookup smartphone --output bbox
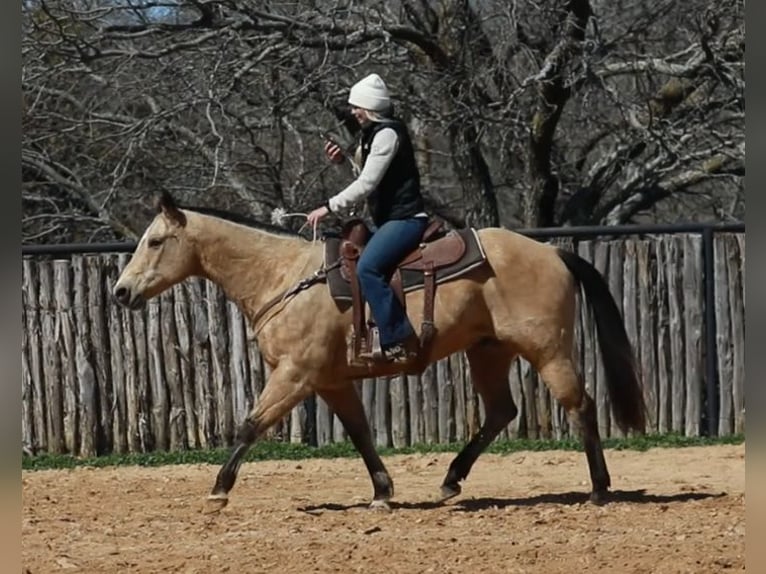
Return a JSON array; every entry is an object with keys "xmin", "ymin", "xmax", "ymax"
[{"xmin": 319, "ymin": 131, "xmax": 342, "ymax": 149}]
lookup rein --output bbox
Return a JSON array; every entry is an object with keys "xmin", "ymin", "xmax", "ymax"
[{"xmin": 250, "ymin": 258, "xmax": 342, "ymax": 333}]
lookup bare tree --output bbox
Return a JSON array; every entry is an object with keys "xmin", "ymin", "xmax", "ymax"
[{"xmin": 22, "ymin": 0, "xmax": 744, "ymax": 243}]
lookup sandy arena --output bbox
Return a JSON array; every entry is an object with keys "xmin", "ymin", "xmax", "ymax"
[{"xmin": 22, "ymin": 443, "xmax": 744, "ymax": 573}]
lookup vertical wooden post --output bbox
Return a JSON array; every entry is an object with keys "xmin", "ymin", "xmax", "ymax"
[
  {"xmin": 666, "ymin": 238, "xmax": 686, "ymax": 433},
  {"xmin": 73, "ymin": 256, "xmax": 97, "ymax": 457},
  {"xmin": 730, "ymin": 234, "xmax": 745, "ymax": 434},
  {"xmin": 192, "ymin": 279, "xmax": 216, "ymax": 448},
  {"xmin": 173, "ymin": 282, "xmax": 199, "ymax": 449},
  {"xmin": 703, "ymin": 227, "xmax": 719, "ymax": 436},
  {"xmin": 450, "ymin": 353, "xmax": 467, "ymax": 441},
  {"xmin": 374, "ymin": 376, "xmax": 390, "ymax": 447},
  {"xmin": 422, "ymin": 363, "xmax": 439, "ymax": 444},
  {"xmin": 22, "ymin": 259, "xmax": 46, "ymax": 452},
  {"xmin": 147, "ymin": 299, "xmax": 168, "ymax": 450},
  {"xmin": 713, "ymin": 234, "xmax": 733, "ymax": 435},
  {"xmin": 107, "ymin": 255, "xmax": 128, "ymax": 453},
  {"xmin": 161, "ymin": 290, "xmax": 187, "ymax": 450},
  {"xmin": 407, "ymin": 372, "xmax": 423, "ymax": 445},
  {"xmin": 227, "ymin": 302, "xmax": 251, "ymax": 427},
  {"xmin": 207, "ymin": 282, "xmax": 233, "ymax": 445},
  {"xmin": 636, "ymin": 241, "xmax": 658, "ymax": 433},
  {"xmin": 53, "ymin": 260, "xmax": 78, "ymax": 453},
  {"xmin": 682, "ymin": 235, "xmax": 703, "ymax": 436},
  {"xmin": 390, "ymin": 373, "xmax": 408, "ymax": 447},
  {"xmin": 436, "ymin": 359, "xmax": 454, "ymax": 443},
  {"xmin": 656, "ymin": 240, "xmax": 671, "ymax": 433},
  {"xmin": 87, "ymin": 256, "xmax": 113, "ymax": 454},
  {"xmin": 22, "ymin": 298, "xmax": 34, "ymax": 453}
]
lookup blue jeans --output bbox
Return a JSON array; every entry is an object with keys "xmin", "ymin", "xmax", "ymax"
[{"xmin": 357, "ymin": 217, "xmax": 429, "ymax": 349}]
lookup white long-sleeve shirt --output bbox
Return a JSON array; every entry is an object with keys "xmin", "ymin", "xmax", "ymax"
[{"xmin": 327, "ymin": 127, "xmax": 399, "ymax": 213}]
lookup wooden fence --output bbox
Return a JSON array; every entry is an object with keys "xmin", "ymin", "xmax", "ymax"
[{"xmin": 21, "ymin": 232, "xmax": 745, "ymax": 457}]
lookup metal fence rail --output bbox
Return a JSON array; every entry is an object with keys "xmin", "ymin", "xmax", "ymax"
[{"xmin": 20, "ymin": 221, "xmax": 746, "ymax": 256}]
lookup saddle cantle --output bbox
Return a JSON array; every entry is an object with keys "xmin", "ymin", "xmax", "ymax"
[{"xmin": 324, "ymin": 218, "xmax": 488, "ymax": 368}]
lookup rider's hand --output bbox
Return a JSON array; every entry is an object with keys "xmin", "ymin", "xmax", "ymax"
[
  {"xmin": 306, "ymin": 205, "xmax": 330, "ymax": 230},
  {"xmin": 324, "ymin": 141, "xmax": 344, "ymax": 164}
]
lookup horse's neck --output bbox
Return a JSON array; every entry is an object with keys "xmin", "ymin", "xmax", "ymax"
[{"xmin": 190, "ymin": 215, "xmax": 317, "ymax": 315}]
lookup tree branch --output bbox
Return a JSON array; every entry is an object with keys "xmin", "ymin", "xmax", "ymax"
[
  {"xmin": 21, "ymin": 149, "xmax": 139, "ymax": 239},
  {"xmin": 601, "ymin": 153, "xmax": 744, "ymax": 224},
  {"xmin": 525, "ymin": 0, "xmax": 591, "ymax": 228}
]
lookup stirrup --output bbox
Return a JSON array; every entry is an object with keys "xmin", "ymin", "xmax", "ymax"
[
  {"xmin": 362, "ymin": 335, "xmax": 419, "ymax": 365},
  {"xmin": 358, "ymin": 348, "xmax": 387, "ymax": 362}
]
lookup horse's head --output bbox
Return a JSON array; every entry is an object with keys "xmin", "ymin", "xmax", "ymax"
[{"xmin": 112, "ymin": 191, "xmax": 198, "ymax": 310}]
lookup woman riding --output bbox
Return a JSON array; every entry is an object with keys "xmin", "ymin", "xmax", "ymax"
[{"xmin": 307, "ymin": 73, "xmax": 428, "ymax": 365}]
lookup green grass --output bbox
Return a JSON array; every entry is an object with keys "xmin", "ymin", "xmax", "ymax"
[{"xmin": 22, "ymin": 433, "xmax": 744, "ymax": 471}]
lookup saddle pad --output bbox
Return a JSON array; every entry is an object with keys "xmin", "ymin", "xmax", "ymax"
[{"xmin": 324, "ymin": 228, "xmax": 488, "ymax": 310}]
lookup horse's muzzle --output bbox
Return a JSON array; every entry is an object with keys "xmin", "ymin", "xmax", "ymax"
[{"xmin": 113, "ymin": 286, "xmax": 145, "ymax": 310}]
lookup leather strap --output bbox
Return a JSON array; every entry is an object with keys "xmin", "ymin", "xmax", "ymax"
[
  {"xmin": 390, "ymin": 269, "xmax": 406, "ymax": 309},
  {"xmin": 251, "ymin": 260, "xmax": 340, "ymax": 334},
  {"xmin": 420, "ymin": 261, "xmax": 436, "ymax": 348},
  {"xmin": 346, "ymin": 257, "xmax": 367, "ymax": 356}
]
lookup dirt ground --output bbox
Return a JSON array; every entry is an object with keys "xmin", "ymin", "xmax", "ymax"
[{"xmin": 22, "ymin": 443, "xmax": 744, "ymax": 574}]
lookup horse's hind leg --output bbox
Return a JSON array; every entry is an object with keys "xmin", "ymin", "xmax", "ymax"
[
  {"xmin": 439, "ymin": 340, "xmax": 517, "ymax": 502},
  {"xmin": 538, "ymin": 356, "xmax": 611, "ymax": 504},
  {"xmin": 205, "ymin": 364, "xmax": 312, "ymax": 513},
  {"xmin": 317, "ymin": 386, "xmax": 394, "ymax": 511}
]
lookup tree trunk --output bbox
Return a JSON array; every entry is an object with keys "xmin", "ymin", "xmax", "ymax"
[{"xmin": 525, "ymin": 0, "xmax": 591, "ymax": 228}]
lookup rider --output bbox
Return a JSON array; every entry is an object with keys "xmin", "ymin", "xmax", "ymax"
[{"xmin": 307, "ymin": 73, "xmax": 428, "ymax": 364}]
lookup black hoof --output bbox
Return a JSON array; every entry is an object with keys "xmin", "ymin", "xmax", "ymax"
[
  {"xmin": 438, "ymin": 483, "xmax": 461, "ymax": 503},
  {"xmin": 371, "ymin": 471, "xmax": 394, "ymax": 501},
  {"xmin": 589, "ymin": 489, "xmax": 609, "ymax": 506}
]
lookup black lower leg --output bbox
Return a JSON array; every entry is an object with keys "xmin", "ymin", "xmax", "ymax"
[
  {"xmin": 210, "ymin": 419, "xmax": 257, "ymax": 497},
  {"xmin": 348, "ymin": 433, "xmax": 394, "ymax": 501},
  {"xmin": 578, "ymin": 395, "xmax": 611, "ymax": 503},
  {"xmin": 444, "ymin": 343, "xmax": 517, "ymax": 501},
  {"xmin": 336, "ymin": 413, "xmax": 393, "ymax": 500},
  {"xmin": 319, "ymin": 388, "xmax": 393, "ymax": 502},
  {"xmin": 441, "ymin": 424, "xmax": 501, "ymax": 499}
]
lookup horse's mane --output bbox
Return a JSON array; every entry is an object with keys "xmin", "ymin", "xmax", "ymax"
[{"xmin": 179, "ymin": 204, "xmax": 305, "ymax": 239}]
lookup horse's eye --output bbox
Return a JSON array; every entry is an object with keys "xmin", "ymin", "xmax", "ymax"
[{"xmin": 148, "ymin": 237, "xmax": 164, "ymax": 249}]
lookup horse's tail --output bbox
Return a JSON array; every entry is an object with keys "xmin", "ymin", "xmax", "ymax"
[{"xmin": 556, "ymin": 248, "xmax": 646, "ymax": 435}]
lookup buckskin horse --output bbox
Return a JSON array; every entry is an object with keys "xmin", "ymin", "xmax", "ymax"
[{"xmin": 113, "ymin": 191, "xmax": 646, "ymax": 513}]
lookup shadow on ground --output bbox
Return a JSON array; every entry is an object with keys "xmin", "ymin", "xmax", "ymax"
[{"xmin": 297, "ymin": 489, "xmax": 727, "ymax": 514}]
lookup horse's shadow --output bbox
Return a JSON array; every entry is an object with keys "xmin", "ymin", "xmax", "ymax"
[
  {"xmin": 297, "ymin": 489, "xmax": 727, "ymax": 514},
  {"xmin": 445, "ymin": 489, "xmax": 726, "ymax": 512}
]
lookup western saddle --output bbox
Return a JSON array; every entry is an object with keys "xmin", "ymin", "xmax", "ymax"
[{"xmin": 337, "ymin": 218, "xmax": 469, "ymax": 367}]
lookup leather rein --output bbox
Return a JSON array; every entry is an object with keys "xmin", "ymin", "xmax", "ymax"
[{"xmin": 250, "ymin": 258, "xmax": 342, "ymax": 333}]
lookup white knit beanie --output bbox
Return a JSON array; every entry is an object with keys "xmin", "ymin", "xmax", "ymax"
[{"xmin": 348, "ymin": 73, "xmax": 391, "ymax": 112}]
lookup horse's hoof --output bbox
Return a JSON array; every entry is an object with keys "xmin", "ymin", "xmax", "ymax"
[
  {"xmin": 203, "ymin": 493, "xmax": 229, "ymax": 514},
  {"xmin": 369, "ymin": 499, "xmax": 392, "ymax": 512},
  {"xmin": 589, "ymin": 490, "xmax": 609, "ymax": 506},
  {"xmin": 438, "ymin": 483, "xmax": 461, "ymax": 503}
]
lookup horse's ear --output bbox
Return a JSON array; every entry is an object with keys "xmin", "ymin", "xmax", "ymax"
[{"xmin": 153, "ymin": 190, "xmax": 187, "ymax": 227}]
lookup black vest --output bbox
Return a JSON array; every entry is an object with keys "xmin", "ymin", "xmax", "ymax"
[{"xmin": 359, "ymin": 119, "xmax": 424, "ymax": 227}]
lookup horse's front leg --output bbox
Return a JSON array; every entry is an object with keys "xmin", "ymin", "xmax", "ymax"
[
  {"xmin": 317, "ymin": 385, "xmax": 394, "ymax": 511},
  {"xmin": 205, "ymin": 362, "xmax": 312, "ymax": 513}
]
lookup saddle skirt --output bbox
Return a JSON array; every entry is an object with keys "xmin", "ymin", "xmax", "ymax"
[{"xmin": 323, "ymin": 226, "xmax": 488, "ymax": 309}]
